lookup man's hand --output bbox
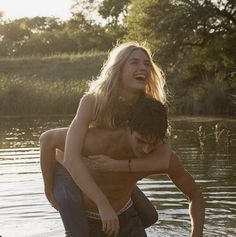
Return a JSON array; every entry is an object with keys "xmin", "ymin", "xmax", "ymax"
[
  {"xmin": 85, "ymin": 155, "xmax": 116, "ymax": 172},
  {"xmin": 97, "ymin": 201, "xmax": 120, "ymax": 236},
  {"xmin": 45, "ymin": 187, "xmax": 59, "ymax": 210}
]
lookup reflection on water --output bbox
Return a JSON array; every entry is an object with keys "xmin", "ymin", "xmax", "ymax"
[{"xmin": 0, "ymin": 116, "xmax": 236, "ymax": 237}]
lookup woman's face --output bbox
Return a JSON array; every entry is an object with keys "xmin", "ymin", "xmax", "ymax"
[{"xmin": 120, "ymin": 49, "xmax": 151, "ymax": 93}]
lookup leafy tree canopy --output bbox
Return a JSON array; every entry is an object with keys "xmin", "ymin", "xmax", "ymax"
[{"xmin": 126, "ymin": 0, "xmax": 235, "ymax": 75}]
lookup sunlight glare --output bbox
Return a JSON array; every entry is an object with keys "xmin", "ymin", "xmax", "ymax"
[{"xmin": 0, "ymin": 0, "xmax": 72, "ymax": 20}]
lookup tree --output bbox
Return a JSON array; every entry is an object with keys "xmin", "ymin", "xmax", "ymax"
[
  {"xmin": 0, "ymin": 11, "xmax": 3, "ymax": 22},
  {"xmin": 126, "ymin": 0, "xmax": 236, "ymax": 73},
  {"xmin": 71, "ymin": 0, "xmax": 104, "ymax": 24},
  {"xmin": 126, "ymin": 0, "xmax": 236, "ymax": 114},
  {"xmin": 69, "ymin": 0, "xmax": 128, "ymax": 51},
  {"xmin": 0, "ymin": 17, "xmax": 69, "ymax": 56},
  {"xmin": 24, "ymin": 16, "xmax": 65, "ymax": 33},
  {"xmin": 18, "ymin": 31, "xmax": 77, "ymax": 55},
  {"xmin": 98, "ymin": 0, "xmax": 129, "ymax": 42},
  {"xmin": 0, "ymin": 18, "xmax": 31, "ymax": 56},
  {"xmin": 98, "ymin": 0, "xmax": 130, "ymax": 26}
]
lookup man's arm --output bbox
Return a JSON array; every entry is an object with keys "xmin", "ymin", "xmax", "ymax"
[
  {"xmin": 39, "ymin": 128, "xmax": 67, "ymax": 209},
  {"xmin": 167, "ymin": 152, "xmax": 205, "ymax": 237}
]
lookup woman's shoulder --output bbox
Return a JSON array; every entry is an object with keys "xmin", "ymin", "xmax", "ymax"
[
  {"xmin": 74, "ymin": 94, "xmax": 96, "ymax": 120},
  {"xmin": 81, "ymin": 93, "xmax": 96, "ymax": 105}
]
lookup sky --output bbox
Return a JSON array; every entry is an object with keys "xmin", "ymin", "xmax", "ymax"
[{"xmin": 0, "ymin": 0, "xmax": 73, "ymax": 21}]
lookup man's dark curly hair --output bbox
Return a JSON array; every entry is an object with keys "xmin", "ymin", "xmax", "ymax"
[{"xmin": 127, "ymin": 96, "xmax": 168, "ymax": 143}]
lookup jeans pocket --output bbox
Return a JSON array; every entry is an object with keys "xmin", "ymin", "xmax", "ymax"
[{"xmin": 88, "ymin": 219, "xmax": 103, "ymax": 236}]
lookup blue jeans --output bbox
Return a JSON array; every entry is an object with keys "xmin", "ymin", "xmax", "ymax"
[
  {"xmin": 53, "ymin": 162, "xmax": 90, "ymax": 237},
  {"xmin": 88, "ymin": 205, "xmax": 147, "ymax": 237},
  {"xmin": 53, "ymin": 162, "xmax": 155, "ymax": 237}
]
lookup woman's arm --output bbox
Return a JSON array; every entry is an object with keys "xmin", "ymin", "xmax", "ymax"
[
  {"xmin": 88, "ymin": 137, "xmax": 172, "ymax": 173},
  {"xmin": 62, "ymin": 94, "xmax": 119, "ymax": 236}
]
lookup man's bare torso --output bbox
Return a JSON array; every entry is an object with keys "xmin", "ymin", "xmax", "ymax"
[{"xmin": 75, "ymin": 128, "xmax": 150, "ymax": 212}]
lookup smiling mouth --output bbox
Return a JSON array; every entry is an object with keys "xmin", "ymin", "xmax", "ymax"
[{"xmin": 135, "ymin": 75, "xmax": 146, "ymax": 82}]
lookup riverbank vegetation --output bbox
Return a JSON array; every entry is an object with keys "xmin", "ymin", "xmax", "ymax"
[
  {"xmin": 0, "ymin": 0, "xmax": 235, "ymax": 116},
  {"xmin": 0, "ymin": 53, "xmax": 234, "ymax": 116},
  {"xmin": 0, "ymin": 53, "xmax": 105, "ymax": 115}
]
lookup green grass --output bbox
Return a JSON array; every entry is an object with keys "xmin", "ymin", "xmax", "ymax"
[
  {"xmin": 0, "ymin": 52, "xmax": 234, "ymax": 116},
  {"xmin": 0, "ymin": 52, "xmax": 106, "ymax": 81},
  {"xmin": 0, "ymin": 52, "xmax": 107, "ymax": 116},
  {"xmin": 0, "ymin": 74, "xmax": 89, "ymax": 115}
]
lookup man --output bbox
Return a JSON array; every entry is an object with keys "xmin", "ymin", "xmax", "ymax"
[{"xmin": 40, "ymin": 97, "xmax": 205, "ymax": 237}]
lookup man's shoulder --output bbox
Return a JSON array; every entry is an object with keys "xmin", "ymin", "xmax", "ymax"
[
  {"xmin": 85, "ymin": 128, "xmax": 119, "ymax": 154},
  {"xmin": 166, "ymin": 152, "xmax": 186, "ymax": 178}
]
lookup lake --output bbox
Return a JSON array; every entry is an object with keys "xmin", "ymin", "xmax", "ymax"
[{"xmin": 0, "ymin": 116, "xmax": 236, "ymax": 237}]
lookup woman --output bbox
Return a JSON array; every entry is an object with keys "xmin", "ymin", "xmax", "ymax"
[{"xmin": 40, "ymin": 42, "xmax": 170, "ymax": 236}]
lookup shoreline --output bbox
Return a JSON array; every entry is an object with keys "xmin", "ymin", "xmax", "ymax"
[{"xmin": 0, "ymin": 114, "xmax": 235, "ymax": 122}]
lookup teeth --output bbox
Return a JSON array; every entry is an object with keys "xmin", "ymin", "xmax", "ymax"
[
  {"xmin": 135, "ymin": 75, "xmax": 146, "ymax": 81},
  {"xmin": 135, "ymin": 74, "xmax": 145, "ymax": 78}
]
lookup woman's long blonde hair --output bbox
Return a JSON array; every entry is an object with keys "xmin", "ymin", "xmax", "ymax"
[{"xmin": 87, "ymin": 42, "xmax": 167, "ymax": 128}]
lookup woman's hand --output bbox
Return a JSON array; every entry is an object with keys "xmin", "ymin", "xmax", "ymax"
[
  {"xmin": 97, "ymin": 201, "xmax": 120, "ymax": 236},
  {"xmin": 86, "ymin": 155, "xmax": 116, "ymax": 172}
]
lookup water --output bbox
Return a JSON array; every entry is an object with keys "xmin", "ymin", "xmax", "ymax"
[{"xmin": 0, "ymin": 116, "xmax": 236, "ymax": 237}]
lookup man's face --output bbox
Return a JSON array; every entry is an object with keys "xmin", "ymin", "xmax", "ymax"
[{"xmin": 128, "ymin": 130, "xmax": 157, "ymax": 158}]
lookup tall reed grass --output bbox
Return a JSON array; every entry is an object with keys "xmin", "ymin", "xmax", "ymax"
[
  {"xmin": 0, "ymin": 74, "xmax": 88, "ymax": 116},
  {"xmin": 0, "ymin": 52, "xmax": 107, "ymax": 116},
  {"xmin": 0, "ymin": 52, "xmax": 106, "ymax": 81},
  {"xmin": 0, "ymin": 53, "xmax": 234, "ymax": 116}
]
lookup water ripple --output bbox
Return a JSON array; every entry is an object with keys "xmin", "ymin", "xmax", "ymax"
[{"xmin": 0, "ymin": 118, "xmax": 235, "ymax": 236}]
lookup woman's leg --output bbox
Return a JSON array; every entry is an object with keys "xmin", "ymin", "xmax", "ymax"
[
  {"xmin": 53, "ymin": 162, "xmax": 90, "ymax": 237},
  {"xmin": 131, "ymin": 186, "xmax": 158, "ymax": 228},
  {"xmin": 40, "ymin": 129, "xmax": 90, "ymax": 237}
]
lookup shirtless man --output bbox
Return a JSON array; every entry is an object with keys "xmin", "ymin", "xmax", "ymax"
[{"xmin": 40, "ymin": 97, "xmax": 205, "ymax": 237}]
